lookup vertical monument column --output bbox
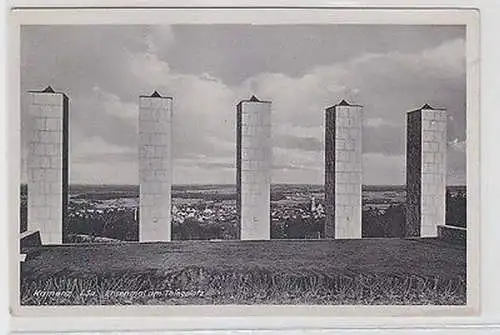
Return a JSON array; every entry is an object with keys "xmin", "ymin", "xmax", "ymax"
[
  {"xmin": 406, "ymin": 104, "xmax": 447, "ymax": 237},
  {"xmin": 27, "ymin": 86, "xmax": 69, "ymax": 245},
  {"xmin": 139, "ymin": 91, "xmax": 173, "ymax": 242},
  {"xmin": 324, "ymin": 100, "xmax": 363, "ymax": 239},
  {"xmin": 236, "ymin": 95, "xmax": 272, "ymax": 240}
]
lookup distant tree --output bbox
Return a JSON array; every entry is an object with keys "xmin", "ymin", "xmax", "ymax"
[
  {"xmin": 384, "ymin": 204, "xmax": 405, "ymax": 237},
  {"xmin": 64, "ymin": 209, "xmax": 139, "ymax": 242},
  {"xmin": 362, "ymin": 205, "xmax": 405, "ymax": 238},
  {"xmin": 446, "ymin": 193, "xmax": 466, "ymax": 228},
  {"xmin": 271, "ymin": 222, "xmax": 286, "ymax": 239},
  {"xmin": 270, "ymin": 192, "xmax": 286, "ymax": 201},
  {"xmin": 20, "ymin": 204, "xmax": 27, "ymax": 233},
  {"xmin": 20, "ymin": 184, "xmax": 27, "ymax": 197},
  {"xmin": 285, "ymin": 217, "xmax": 305, "ymax": 239},
  {"xmin": 175, "ymin": 217, "xmax": 203, "ymax": 240},
  {"xmin": 283, "ymin": 217, "xmax": 323, "ymax": 239},
  {"xmin": 362, "ymin": 209, "xmax": 385, "ymax": 237},
  {"xmin": 100, "ymin": 211, "xmax": 138, "ymax": 241}
]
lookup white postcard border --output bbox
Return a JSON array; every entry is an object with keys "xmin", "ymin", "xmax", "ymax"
[{"xmin": 6, "ymin": 3, "xmax": 487, "ymax": 332}]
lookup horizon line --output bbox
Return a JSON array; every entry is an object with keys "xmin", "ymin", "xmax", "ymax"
[{"xmin": 18, "ymin": 183, "xmax": 467, "ymax": 187}]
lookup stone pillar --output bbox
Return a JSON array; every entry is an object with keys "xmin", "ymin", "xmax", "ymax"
[
  {"xmin": 139, "ymin": 91, "xmax": 173, "ymax": 242},
  {"xmin": 324, "ymin": 100, "xmax": 363, "ymax": 239},
  {"xmin": 27, "ymin": 86, "xmax": 69, "ymax": 245},
  {"xmin": 406, "ymin": 104, "xmax": 447, "ymax": 237},
  {"xmin": 236, "ymin": 95, "xmax": 272, "ymax": 240}
]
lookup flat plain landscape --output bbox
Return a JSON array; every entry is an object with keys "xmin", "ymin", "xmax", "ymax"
[
  {"xmin": 19, "ymin": 184, "xmax": 466, "ymax": 241},
  {"xmin": 20, "ymin": 238, "xmax": 466, "ymax": 305},
  {"xmin": 19, "ymin": 184, "xmax": 467, "ymax": 305}
]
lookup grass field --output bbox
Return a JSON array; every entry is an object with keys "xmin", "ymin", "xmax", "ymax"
[{"xmin": 20, "ymin": 238, "xmax": 466, "ymax": 305}]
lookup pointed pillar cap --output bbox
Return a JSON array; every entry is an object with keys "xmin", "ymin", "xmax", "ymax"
[
  {"xmin": 41, "ymin": 86, "xmax": 55, "ymax": 93},
  {"xmin": 139, "ymin": 90, "xmax": 172, "ymax": 99},
  {"xmin": 421, "ymin": 103, "xmax": 436, "ymax": 110},
  {"xmin": 326, "ymin": 98, "xmax": 362, "ymax": 110},
  {"xmin": 28, "ymin": 85, "xmax": 68, "ymax": 98},
  {"xmin": 420, "ymin": 103, "xmax": 445, "ymax": 110},
  {"xmin": 410, "ymin": 103, "xmax": 446, "ymax": 113},
  {"xmin": 336, "ymin": 99, "xmax": 362, "ymax": 107},
  {"xmin": 237, "ymin": 95, "xmax": 271, "ymax": 105}
]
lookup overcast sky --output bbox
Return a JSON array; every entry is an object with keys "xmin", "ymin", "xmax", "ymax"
[{"xmin": 20, "ymin": 24, "xmax": 466, "ymax": 185}]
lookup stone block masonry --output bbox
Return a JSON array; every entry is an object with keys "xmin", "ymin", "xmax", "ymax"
[
  {"xmin": 27, "ymin": 86, "xmax": 69, "ymax": 245},
  {"xmin": 139, "ymin": 91, "xmax": 173, "ymax": 242},
  {"xmin": 406, "ymin": 104, "xmax": 447, "ymax": 237},
  {"xmin": 324, "ymin": 100, "xmax": 363, "ymax": 239},
  {"xmin": 236, "ymin": 95, "xmax": 272, "ymax": 240}
]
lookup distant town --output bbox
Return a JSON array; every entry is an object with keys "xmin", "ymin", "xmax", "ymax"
[{"xmin": 19, "ymin": 184, "xmax": 466, "ymax": 242}]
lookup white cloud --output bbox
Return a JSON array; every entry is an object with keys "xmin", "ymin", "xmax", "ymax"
[
  {"xmin": 88, "ymin": 36, "xmax": 466, "ymax": 184},
  {"xmin": 418, "ymin": 38, "xmax": 466, "ymax": 77},
  {"xmin": 362, "ymin": 154, "xmax": 406, "ymax": 185},
  {"xmin": 71, "ymin": 161, "xmax": 139, "ymax": 185},
  {"xmin": 70, "ymin": 136, "xmax": 138, "ymax": 184},
  {"xmin": 91, "ymin": 86, "xmax": 138, "ymax": 122},
  {"xmin": 144, "ymin": 26, "xmax": 175, "ymax": 55},
  {"xmin": 72, "ymin": 136, "xmax": 135, "ymax": 163},
  {"xmin": 20, "ymin": 27, "xmax": 466, "ymax": 185},
  {"xmin": 363, "ymin": 117, "xmax": 397, "ymax": 128},
  {"xmin": 272, "ymin": 147, "xmax": 323, "ymax": 184},
  {"xmin": 128, "ymin": 51, "xmax": 173, "ymax": 90},
  {"xmin": 273, "ymin": 125, "xmax": 323, "ymax": 140},
  {"xmin": 235, "ymin": 38, "xmax": 465, "ymax": 184}
]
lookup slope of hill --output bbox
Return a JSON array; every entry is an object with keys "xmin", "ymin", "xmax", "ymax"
[{"xmin": 21, "ymin": 238, "xmax": 466, "ymax": 305}]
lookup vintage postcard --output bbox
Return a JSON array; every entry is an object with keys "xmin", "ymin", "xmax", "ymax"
[{"xmin": 8, "ymin": 6, "xmax": 480, "ymax": 319}]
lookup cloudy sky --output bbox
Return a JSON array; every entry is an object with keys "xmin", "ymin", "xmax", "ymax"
[{"xmin": 20, "ymin": 24, "xmax": 466, "ymax": 185}]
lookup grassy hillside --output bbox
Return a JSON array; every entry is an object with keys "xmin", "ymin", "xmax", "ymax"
[{"xmin": 21, "ymin": 238, "xmax": 466, "ymax": 305}]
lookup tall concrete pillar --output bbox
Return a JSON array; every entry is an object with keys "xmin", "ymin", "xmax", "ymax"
[
  {"xmin": 324, "ymin": 100, "xmax": 363, "ymax": 239},
  {"xmin": 139, "ymin": 91, "xmax": 172, "ymax": 242},
  {"xmin": 236, "ymin": 95, "xmax": 272, "ymax": 240},
  {"xmin": 406, "ymin": 104, "xmax": 447, "ymax": 237},
  {"xmin": 27, "ymin": 86, "xmax": 69, "ymax": 245}
]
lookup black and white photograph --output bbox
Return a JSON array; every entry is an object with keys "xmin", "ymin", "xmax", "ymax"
[{"xmin": 11, "ymin": 8, "xmax": 479, "ymax": 314}]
